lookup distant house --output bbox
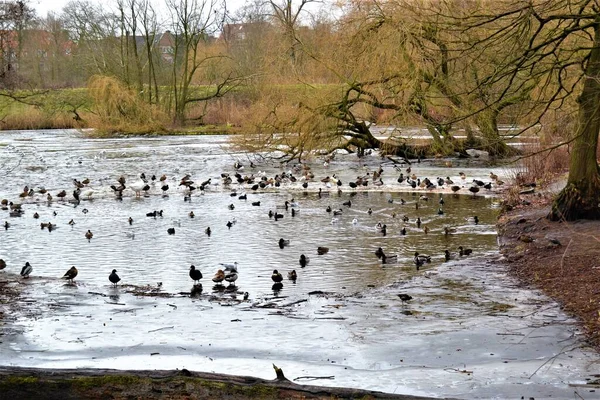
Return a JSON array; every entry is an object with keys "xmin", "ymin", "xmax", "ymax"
[
  {"xmin": 132, "ymin": 31, "xmax": 176, "ymax": 63},
  {"xmin": 156, "ymin": 31, "xmax": 175, "ymax": 63},
  {"xmin": 0, "ymin": 29, "xmax": 72, "ymax": 75},
  {"xmin": 222, "ymin": 22, "xmax": 270, "ymax": 43}
]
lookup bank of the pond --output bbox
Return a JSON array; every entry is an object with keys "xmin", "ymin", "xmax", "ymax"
[
  {"xmin": 0, "ymin": 367, "xmax": 442, "ymax": 400},
  {"xmin": 497, "ymin": 188, "xmax": 600, "ymax": 349}
]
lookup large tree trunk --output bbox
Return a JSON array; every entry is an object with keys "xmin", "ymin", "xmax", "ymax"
[{"xmin": 548, "ymin": 17, "xmax": 600, "ymax": 221}]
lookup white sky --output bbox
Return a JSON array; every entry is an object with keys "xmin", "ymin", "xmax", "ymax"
[{"xmin": 32, "ymin": 0, "xmax": 248, "ymax": 18}]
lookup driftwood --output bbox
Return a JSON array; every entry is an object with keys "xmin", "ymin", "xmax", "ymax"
[{"xmin": 0, "ymin": 366, "xmax": 449, "ymax": 400}]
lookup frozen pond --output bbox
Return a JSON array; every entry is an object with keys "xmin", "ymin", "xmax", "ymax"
[{"xmin": 0, "ymin": 129, "xmax": 598, "ymax": 399}]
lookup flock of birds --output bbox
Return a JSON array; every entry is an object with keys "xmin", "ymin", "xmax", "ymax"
[{"xmin": 0, "ymin": 159, "xmax": 498, "ymax": 302}]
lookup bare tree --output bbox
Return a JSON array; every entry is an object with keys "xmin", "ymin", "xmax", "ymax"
[{"xmin": 166, "ymin": 0, "xmax": 242, "ymax": 125}]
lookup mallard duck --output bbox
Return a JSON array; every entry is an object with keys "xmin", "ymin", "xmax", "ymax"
[
  {"xmin": 62, "ymin": 266, "xmax": 78, "ymax": 284},
  {"xmin": 189, "ymin": 211, "xmax": 195, "ymax": 218},
  {"xmin": 0, "ymin": 259, "xmax": 6, "ymax": 270},
  {"xmin": 189, "ymin": 265, "xmax": 202, "ymax": 283},
  {"xmin": 85, "ymin": 230, "xmax": 93, "ymax": 240},
  {"xmin": 20, "ymin": 262, "xmax": 32, "ymax": 278},
  {"xmin": 288, "ymin": 270, "xmax": 297, "ymax": 281},
  {"xmin": 278, "ymin": 238, "xmax": 290, "ymax": 249},
  {"xmin": 367, "ymin": 208, "xmax": 373, "ymax": 215},
  {"xmin": 299, "ymin": 254, "xmax": 309, "ymax": 267},
  {"xmin": 490, "ymin": 172, "xmax": 498, "ymax": 180},
  {"xmin": 224, "ymin": 271, "xmax": 238, "ymax": 285},
  {"xmin": 212, "ymin": 269, "xmax": 225, "ymax": 284},
  {"xmin": 413, "ymin": 252, "xmax": 431, "ymax": 270},
  {"xmin": 444, "ymin": 227, "xmax": 456, "ymax": 236},
  {"xmin": 167, "ymin": 227, "xmax": 175, "ymax": 235},
  {"xmin": 271, "ymin": 269, "xmax": 283, "ymax": 283},
  {"xmin": 57, "ymin": 190, "xmax": 67, "ymax": 200},
  {"xmin": 397, "ymin": 293, "xmax": 413, "ymax": 303},
  {"xmin": 109, "ymin": 269, "xmax": 121, "ymax": 287},
  {"xmin": 458, "ymin": 246, "xmax": 473, "ymax": 256},
  {"xmin": 381, "ymin": 252, "xmax": 398, "ymax": 264},
  {"xmin": 317, "ymin": 246, "xmax": 329, "ymax": 255}
]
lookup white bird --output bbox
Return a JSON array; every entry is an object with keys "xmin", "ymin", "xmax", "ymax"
[
  {"xmin": 352, "ymin": 218, "xmax": 358, "ymax": 225},
  {"xmin": 129, "ymin": 179, "xmax": 146, "ymax": 197},
  {"xmin": 82, "ymin": 189, "xmax": 94, "ymax": 200},
  {"xmin": 220, "ymin": 262, "xmax": 238, "ymax": 273}
]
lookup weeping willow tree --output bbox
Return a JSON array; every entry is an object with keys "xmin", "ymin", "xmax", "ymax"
[
  {"xmin": 87, "ymin": 75, "xmax": 166, "ymax": 133},
  {"xmin": 237, "ymin": 0, "xmax": 538, "ymax": 160}
]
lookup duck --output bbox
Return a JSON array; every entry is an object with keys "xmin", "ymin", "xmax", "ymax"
[
  {"xmin": 380, "ymin": 224, "xmax": 387, "ymax": 236},
  {"xmin": 189, "ymin": 265, "xmax": 202, "ymax": 284},
  {"xmin": 416, "ymin": 217, "xmax": 422, "ymax": 228},
  {"xmin": 299, "ymin": 254, "xmax": 309, "ymax": 267},
  {"xmin": 85, "ymin": 230, "xmax": 93, "ymax": 240},
  {"xmin": 0, "ymin": 259, "xmax": 6, "ymax": 270},
  {"xmin": 68, "ymin": 219, "xmax": 75, "ymax": 226},
  {"xmin": 188, "ymin": 211, "xmax": 195, "ymax": 218},
  {"xmin": 288, "ymin": 270, "xmax": 297, "ymax": 281},
  {"xmin": 20, "ymin": 262, "xmax": 32, "ymax": 278},
  {"xmin": 33, "ymin": 212, "xmax": 39, "ymax": 219},
  {"xmin": 375, "ymin": 247, "xmax": 385, "ymax": 259},
  {"xmin": 444, "ymin": 250, "xmax": 452, "ymax": 261},
  {"xmin": 128, "ymin": 217, "xmax": 133, "ymax": 225},
  {"xmin": 413, "ymin": 252, "xmax": 431, "ymax": 270},
  {"xmin": 468, "ymin": 186, "xmax": 480, "ymax": 196},
  {"xmin": 401, "ymin": 227, "xmax": 407, "ymax": 235},
  {"xmin": 317, "ymin": 246, "xmax": 329, "ymax": 255},
  {"xmin": 271, "ymin": 269, "xmax": 284, "ymax": 283},
  {"xmin": 451, "ymin": 185, "xmax": 461, "ymax": 193},
  {"xmin": 205, "ymin": 227, "xmax": 211, "ymax": 236},
  {"xmin": 62, "ymin": 266, "xmax": 78, "ymax": 284},
  {"xmin": 109, "ymin": 269, "xmax": 121, "ymax": 287},
  {"xmin": 490, "ymin": 172, "xmax": 499, "ymax": 180},
  {"xmin": 444, "ymin": 226, "xmax": 456, "ymax": 236},
  {"xmin": 458, "ymin": 246, "xmax": 473, "ymax": 256},
  {"xmin": 397, "ymin": 293, "xmax": 413, "ymax": 303},
  {"xmin": 278, "ymin": 238, "xmax": 290, "ymax": 249},
  {"xmin": 212, "ymin": 269, "xmax": 225, "ymax": 284},
  {"xmin": 224, "ymin": 271, "xmax": 238, "ymax": 286},
  {"xmin": 423, "ymin": 226, "xmax": 429, "ymax": 234},
  {"xmin": 167, "ymin": 227, "xmax": 175, "ymax": 235},
  {"xmin": 381, "ymin": 252, "xmax": 398, "ymax": 264}
]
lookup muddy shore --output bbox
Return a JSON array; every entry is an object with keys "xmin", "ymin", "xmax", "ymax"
[{"xmin": 497, "ymin": 191, "xmax": 600, "ymax": 349}]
